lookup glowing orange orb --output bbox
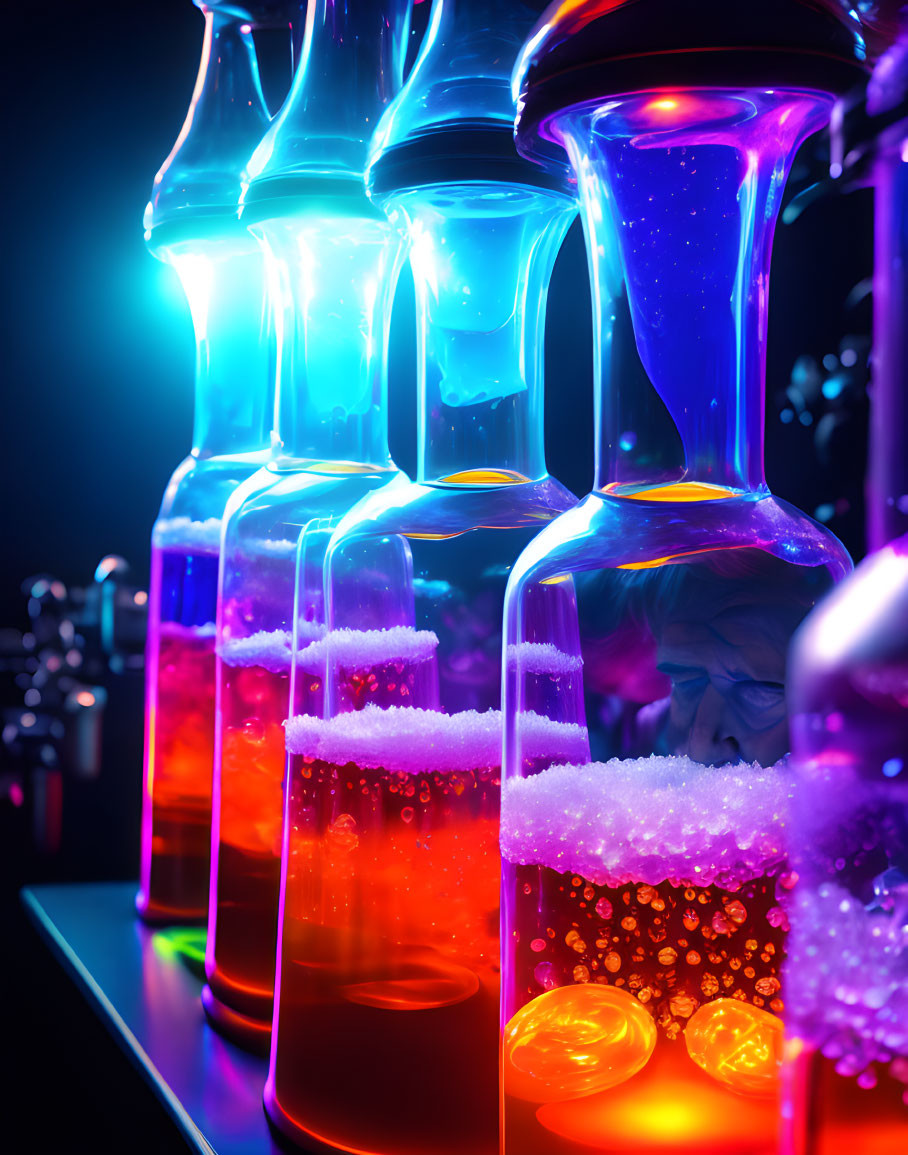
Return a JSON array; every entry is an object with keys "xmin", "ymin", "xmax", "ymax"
[
  {"xmin": 503, "ymin": 984, "xmax": 657, "ymax": 1103},
  {"xmin": 684, "ymin": 998, "xmax": 782, "ymax": 1098}
]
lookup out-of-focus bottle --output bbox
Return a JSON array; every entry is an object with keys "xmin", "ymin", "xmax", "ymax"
[{"xmin": 783, "ymin": 13, "xmax": 908, "ymax": 1153}]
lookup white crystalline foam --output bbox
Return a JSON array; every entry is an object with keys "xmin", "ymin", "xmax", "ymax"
[
  {"xmin": 296, "ymin": 626, "xmax": 439, "ymax": 675},
  {"xmin": 500, "ymin": 755, "xmax": 792, "ymax": 889},
  {"xmin": 218, "ymin": 621, "xmax": 326, "ymax": 673},
  {"xmin": 507, "ymin": 642, "xmax": 583, "ymax": 677},
  {"xmin": 153, "ymin": 516, "xmax": 222, "ymax": 554},
  {"xmin": 284, "ymin": 704, "xmax": 588, "ymax": 776}
]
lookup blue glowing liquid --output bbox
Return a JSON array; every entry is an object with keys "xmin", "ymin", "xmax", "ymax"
[{"xmin": 159, "ymin": 549, "xmax": 220, "ymax": 628}]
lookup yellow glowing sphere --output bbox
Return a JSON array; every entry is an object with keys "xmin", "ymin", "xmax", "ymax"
[
  {"xmin": 503, "ymin": 984, "xmax": 657, "ymax": 1103},
  {"xmin": 684, "ymin": 998, "xmax": 783, "ymax": 1098}
]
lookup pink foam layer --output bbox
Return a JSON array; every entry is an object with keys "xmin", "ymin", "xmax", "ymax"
[
  {"xmin": 219, "ymin": 621, "xmax": 326, "ymax": 673},
  {"xmin": 285, "ymin": 704, "xmax": 588, "ymax": 775},
  {"xmin": 501, "ymin": 755, "xmax": 792, "ymax": 889},
  {"xmin": 159, "ymin": 620, "xmax": 217, "ymax": 641},
  {"xmin": 507, "ymin": 642, "xmax": 583, "ymax": 676},
  {"xmin": 295, "ymin": 626, "xmax": 439, "ymax": 675},
  {"xmin": 153, "ymin": 516, "xmax": 222, "ymax": 554}
]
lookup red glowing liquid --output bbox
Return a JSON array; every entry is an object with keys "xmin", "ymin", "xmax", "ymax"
[
  {"xmin": 265, "ymin": 753, "xmax": 500, "ymax": 1155},
  {"xmin": 206, "ymin": 662, "xmax": 296, "ymax": 1033},
  {"xmin": 794, "ymin": 1051, "xmax": 908, "ymax": 1154},
  {"xmin": 138, "ymin": 621, "xmax": 216, "ymax": 923},
  {"xmin": 502, "ymin": 863, "xmax": 789, "ymax": 1155}
]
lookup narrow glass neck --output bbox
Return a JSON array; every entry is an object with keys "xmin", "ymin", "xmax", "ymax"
[
  {"xmin": 392, "ymin": 185, "xmax": 574, "ymax": 485},
  {"xmin": 163, "ymin": 235, "xmax": 272, "ymax": 458},
  {"xmin": 253, "ymin": 206, "xmax": 404, "ymax": 468},
  {"xmin": 246, "ymin": 0, "xmax": 410, "ymax": 185},
  {"xmin": 560, "ymin": 89, "xmax": 832, "ymax": 496}
]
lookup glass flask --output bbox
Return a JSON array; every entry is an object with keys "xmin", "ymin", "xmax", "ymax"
[
  {"xmin": 138, "ymin": 1, "xmax": 274, "ymax": 925},
  {"xmin": 501, "ymin": 4, "xmax": 866, "ymax": 1154},
  {"xmin": 782, "ymin": 20, "xmax": 908, "ymax": 1152},
  {"xmin": 264, "ymin": 2, "xmax": 578, "ymax": 1151},
  {"xmin": 201, "ymin": 0, "xmax": 412, "ymax": 1050}
]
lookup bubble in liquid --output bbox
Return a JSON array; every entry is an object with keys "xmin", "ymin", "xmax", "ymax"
[
  {"xmin": 637, "ymin": 885, "xmax": 658, "ymax": 905},
  {"xmin": 685, "ymin": 998, "xmax": 783, "ymax": 1097},
  {"xmin": 755, "ymin": 976, "xmax": 781, "ymax": 998},
  {"xmin": 686, "ymin": 950, "xmax": 702, "ymax": 966},
  {"xmin": 531, "ymin": 938, "xmax": 547, "ymax": 953},
  {"xmin": 658, "ymin": 947, "xmax": 678, "ymax": 967},
  {"xmin": 534, "ymin": 961, "xmax": 558, "ymax": 990},
  {"xmin": 670, "ymin": 994, "xmax": 698, "ymax": 1019},
  {"xmin": 503, "ymin": 984, "xmax": 657, "ymax": 1103},
  {"xmin": 725, "ymin": 900, "xmax": 747, "ymax": 924},
  {"xmin": 701, "ymin": 974, "xmax": 720, "ymax": 997},
  {"xmin": 595, "ymin": 897, "xmax": 613, "ymax": 920},
  {"xmin": 683, "ymin": 908, "xmax": 701, "ymax": 931},
  {"xmin": 621, "ymin": 916, "xmax": 637, "ymax": 932},
  {"xmin": 604, "ymin": 952, "xmax": 622, "ymax": 973},
  {"xmin": 767, "ymin": 907, "xmax": 789, "ymax": 930},
  {"xmin": 565, "ymin": 930, "xmax": 587, "ymax": 953},
  {"xmin": 401, "ymin": 806, "xmax": 415, "ymax": 824},
  {"xmin": 573, "ymin": 965, "xmax": 591, "ymax": 983}
]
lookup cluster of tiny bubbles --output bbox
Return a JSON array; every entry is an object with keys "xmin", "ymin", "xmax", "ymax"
[{"xmin": 785, "ymin": 879, "xmax": 908, "ymax": 1097}]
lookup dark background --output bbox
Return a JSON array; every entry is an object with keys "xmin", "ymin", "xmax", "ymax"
[{"xmin": 0, "ymin": 1, "xmax": 874, "ymax": 1151}]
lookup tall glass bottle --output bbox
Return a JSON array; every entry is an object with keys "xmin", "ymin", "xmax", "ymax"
[
  {"xmin": 201, "ymin": 0, "xmax": 412, "ymax": 1051},
  {"xmin": 783, "ymin": 17, "xmax": 908, "ymax": 1152},
  {"xmin": 500, "ymin": 4, "xmax": 865, "ymax": 1154},
  {"xmin": 138, "ymin": 1, "xmax": 274, "ymax": 925},
  {"xmin": 264, "ymin": 2, "xmax": 579, "ymax": 1151}
]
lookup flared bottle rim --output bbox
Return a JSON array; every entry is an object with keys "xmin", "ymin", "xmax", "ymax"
[{"xmin": 512, "ymin": 0, "xmax": 871, "ymax": 172}]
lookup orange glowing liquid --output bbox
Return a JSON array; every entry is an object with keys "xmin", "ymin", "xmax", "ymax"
[
  {"xmin": 139, "ymin": 626, "xmax": 216, "ymax": 922},
  {"xmin": 502, "ymin": 863, "xmax": 789, "ymax": 1155},
  {"xmin": 266, "ymin": 755, "xmax": 500, "ymax": 1155},
  {"xmin": 207, "ymin": 664, "xmax": 295, "ymax": 1030}
]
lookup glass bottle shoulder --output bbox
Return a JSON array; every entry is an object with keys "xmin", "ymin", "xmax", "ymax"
[
  {"xmin": 153, "ymin": 452, "xmax": 272, "ymax": 547},
  {"xmin": 788, "ymin": 534, "xmax": 908, "ymax": 780},
  {"xmin": 221, "ymin": 461, "xmax": 407, "ymax": 556},
  {"xmin": 507, "ymin": 487, "xmax": 853, "ymax": 591},
  {"xmin": 327, "ymin": 471, "xmax": 576, "ymax": 545}
]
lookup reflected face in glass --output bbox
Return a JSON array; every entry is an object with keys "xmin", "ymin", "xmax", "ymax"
[{"xmin": 649, "ymin": 557, "xmax": 825, "ymax": 768}]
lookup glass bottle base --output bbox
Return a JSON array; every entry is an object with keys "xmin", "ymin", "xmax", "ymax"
[
  {"xmin": 135, "ymin": 890, "xmax": 207, "ymax": 927},
  {"xmin": 201, "ymin": 983, "xmax": 272, "ymax": 1054}
]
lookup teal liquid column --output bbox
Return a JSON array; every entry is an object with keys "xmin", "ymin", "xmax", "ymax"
[
  {"xmin": 201, "ymin": 0, "xmax": 412, "ymax": 1052},
  {"xmin": 499, "ymin": 4, "xmax": 865, "ymax": 1154},
  {"xmin": 264, "ymin": 3, "xmax": 581, "ymax": 1152},
  {"xmin": 138, "ymin": 1, "xmax": 275, "ymax": 925}
]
